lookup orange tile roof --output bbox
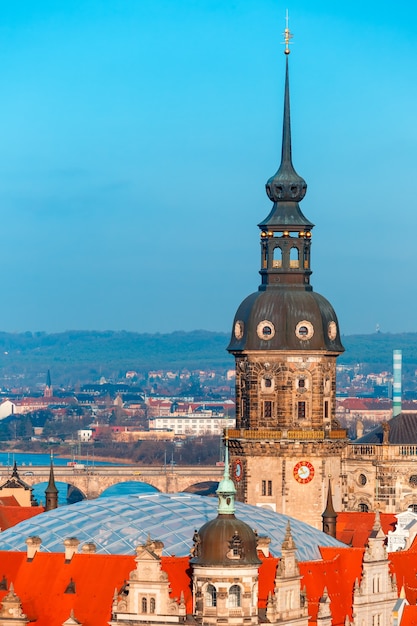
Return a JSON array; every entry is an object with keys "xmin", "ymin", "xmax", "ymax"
[
  {"xmin": 336, "ymin": 512, "xmax": 397, "ymax": 547},
  {"xmin": 300, "ymin": 547, "xmax": 364, "ymax": 625},
  {"xmin": 257, "ymin": 553, "xmax": 279, "ymax": 608},
  {"xmin": 0, "ymin": 496, "xmax": 19, "ymax": 506},
  {"xmin": 0, "ymin": 506, "xmax": 44, "ymax": 531},
  {"xmin": 0, "ymin": 543, "xmax": 409, "ymax": 625},
  {"xmin": 0, "ymin": 551, "xmax": 133, "ymax": 625},
  {"xmin": 389, "ymin": 538, "xmax": 417, "ymax": 606},
  {"xmin": 338, "ymin": 398, "xmax": 392, "ymax": 411},
  {"xmin": 161, "ymin": 556, "xmax": 193, "ymax": 611},
  {"xmin": 257, "ymin": 548, "xmax": 365, "ymax": 625},
  {"xmin": 400, "ymin": 605, "xmax": 417, "ymax": 626}
]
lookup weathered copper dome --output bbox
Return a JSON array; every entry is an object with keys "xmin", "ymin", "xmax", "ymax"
[
  {"xmin": 191, "ymin": 514, "xmax": 261, "ymax": 567},
  {"xmin": 228, "ymin": 288, "xmax": 343, "ymax": 353}
]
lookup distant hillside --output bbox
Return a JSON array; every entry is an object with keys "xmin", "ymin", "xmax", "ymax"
[
  {"xmin": 0, "ymin": 330, "xmax": 415, "ymax": 387},
  {"xmin": 0, "ymin": 330, "xmax": 232, "ymax": 386},
  {"xmin": 340, "ymin": 332, "xmax": 417, "ymax": 374}
]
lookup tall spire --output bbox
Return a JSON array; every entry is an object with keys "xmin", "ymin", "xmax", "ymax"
[
  {"xmin": 216, "ymin": 430, "xmax": 236, "ymax": 515},
  {"xmin": 259, "ymin": 16, "xmax": 313, "ymax": 290},
  {"xmin": 265, "ymin": 15, "xmax": 307, "ymax": 206}
]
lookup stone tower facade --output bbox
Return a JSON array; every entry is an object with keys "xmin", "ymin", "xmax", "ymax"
[{"xmin": 227, "ymin": 27, "xmax": 347, "ymax": 529}]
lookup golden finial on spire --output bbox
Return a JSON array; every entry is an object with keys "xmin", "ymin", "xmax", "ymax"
[{"xmin": 283, "ymin": 9, "xmax": 293, "ymax": 55}]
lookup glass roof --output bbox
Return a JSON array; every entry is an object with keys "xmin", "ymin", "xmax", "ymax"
[{"xmin": 0, "ymin": 493, "xmax": 344, "ymax": 561}]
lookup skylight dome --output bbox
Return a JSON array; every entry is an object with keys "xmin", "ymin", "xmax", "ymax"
[{"xmin": 0, "ymin": 493, "xmax": 344, "ymax": 561}]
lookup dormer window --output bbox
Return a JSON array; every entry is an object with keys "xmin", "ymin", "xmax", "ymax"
[{"xmin": 227, "ymin": 531, "xmax": 244, "ymax": 560}]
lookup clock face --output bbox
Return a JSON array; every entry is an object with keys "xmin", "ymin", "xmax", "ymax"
[
  {"xmin": 233, "ymin": 459, "xmax": 243, "ymax": 482},
  {"xmin": 293, "ymin": 461, "xmax": 315, "ymax": 484}
]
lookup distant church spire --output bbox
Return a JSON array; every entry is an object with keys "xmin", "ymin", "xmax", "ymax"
[{"xmin": 44, "ymin": 369, "xmax": 53, "ymax": 398}]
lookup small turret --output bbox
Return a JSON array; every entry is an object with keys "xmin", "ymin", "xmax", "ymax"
[
  {"xmin": 322, "ymin": 479, "xmax": 337, "ymax": 538},
  {"xmin": 45, "ymin": 456, "xmax": 58, "ymax": 511},
  {"xmin": 191, "ymin": 432, "xmax": 260, "ymax": 566}
]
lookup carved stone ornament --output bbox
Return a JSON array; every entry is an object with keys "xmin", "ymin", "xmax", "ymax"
[{"xmin": 191, "ymin": 530, "xmax": 201, "ymax": 557}]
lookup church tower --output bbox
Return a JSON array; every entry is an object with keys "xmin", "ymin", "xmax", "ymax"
[{"xmin": 227, "ymin": 21, "xmax": 347, "ymax": 529}]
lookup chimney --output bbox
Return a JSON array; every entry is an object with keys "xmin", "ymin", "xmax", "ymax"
[
  {"xmin": 393, "ymin": 349, "xmax": 402, "ymax": 417},
  {"xmin": 256, "ymin": 535, "xmax": 271, "ymax": 557},
  {"xmin": 25, "ymin": 536, "xmax": 42, "ymax": 561},
  {"xmin": 81, "ymin": 542, "xmax": 96, "ymax": 554},
  {"xmin": 63, "ymin": 538, "xmax": 80, "ymax": 562}
]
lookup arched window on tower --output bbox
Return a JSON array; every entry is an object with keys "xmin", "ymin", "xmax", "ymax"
[
  {"xmin": 205, "ymin": 584, "xmax": 217, "ymax": 608},
  {"xmin": 252, "ymin": 584, "xmax": 257, "ymax": 607},
  {"xmin": 273, "ymin": 247, "xmax": 282, "ymax": 268},
  {"xmin": 228, "ymin": 585, "xmax": 241, "ymax": 608},
  {"xmin": 290, "ymin": 247, "xmax": 299, "ymax": 268},
  {"xmin": 141, "ymin": 598, "xmax": 147, "ymax": 613},
  {"xmin": 150, "ymin": 598, "xmax": 156, "ymax": 614}
]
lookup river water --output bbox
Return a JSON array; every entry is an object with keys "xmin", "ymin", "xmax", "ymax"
[{"xmin": 0, "ymin": 451, "xmax": 157, "ymax": 506}]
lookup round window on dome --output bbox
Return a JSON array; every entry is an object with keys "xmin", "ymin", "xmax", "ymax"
[
  {"xmin": 257, "ymin": 320, "xmax": 275, "ymax": 340},
  {"xmin": 295, "ymin": 321, "xmax": 314, "ymax": 341},
  {"xmin": 234, "ymin": 320, "xmax": 244, "ymax": 340},
  {"xmin": 328, "ymin": 321, "xmax": 337, "ymax": 340},
  {"xmin": 409, "ymin": 475, "xmax": 417, "ymax": 487}
]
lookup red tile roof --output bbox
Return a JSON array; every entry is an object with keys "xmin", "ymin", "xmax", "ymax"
[
  {"xmin": 389, "ymin": 536, "xmax": 417, "ymax": 606},
  {"xmin": 336, "ymin": 512, "xmax": 397, "ymax": 547},
  {"xmin": 0, "ymin": 506, "xmax": 44, "ymax": 531},
  {"xmin": 0, "ymin": 551, "xmax": 133, "ymax": 625},
  {"xmin": 0, "ymin": 542, "xmax": 408, "ymax": 625},
  {"xmin": 257, "ymin": 548, "xmax": 365, "ymax": 626},
  {"xmin": 400, "ymin": 605, "xmax": 417, "ymax": 626},
  {"xmin": 0, "ymin": 496, "xmax": 19, "ymax": 506},
  {"xmin": 300, "ymin": 547, "xmax": 364, "ymax": 625},
  {"xmin": 337, "ymin": 398, "xmax": 392, "ymax": 411}
]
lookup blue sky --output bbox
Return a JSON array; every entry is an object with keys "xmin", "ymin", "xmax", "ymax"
[{"xmin": 0, "ymin": 1, "xmax": 416, "ymax": 335}]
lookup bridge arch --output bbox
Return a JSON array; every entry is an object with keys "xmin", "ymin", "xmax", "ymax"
[
  {"xmin": 183, "ymin": 481, "xmax": 219, "ymax": 496},
  {"xmin": 31, "ymin": 480, "xmax": 87, "ymax": 506},
  {"xmin": 100, "ymin": 481, "xmax": 159, "ymax": 498},
  {"xmin": 13, "ymin": 466, "xmax": 224, "ymax": 499}
]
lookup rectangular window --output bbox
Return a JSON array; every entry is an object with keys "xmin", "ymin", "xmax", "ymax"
[
  {"xmin": 262, "ymin": 480, "xmax": 266, "ymax": 496},
  {"xmin": 298, "ymin": 401, "xmax": 306, "ymax": 419},
  {"xmin": 268, "ymin": 480, "xmax": 272, "ymax": 496},
  {"xmin": 263, "ymin": 401, "xmax": 272, "ymax": 418},
  {"xmin": 324, "ymin": 400, "xmax": 329, "ymax": 419}
]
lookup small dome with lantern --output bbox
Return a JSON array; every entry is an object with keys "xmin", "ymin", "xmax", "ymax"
[{"xmin": 190, "ymin": 437, "xmax": 261, "ymax": 567}]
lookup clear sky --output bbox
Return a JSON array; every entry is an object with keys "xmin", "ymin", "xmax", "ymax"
[{"xmin": 0, "ymin": 1, "xmax": 416, "ymax": 335}]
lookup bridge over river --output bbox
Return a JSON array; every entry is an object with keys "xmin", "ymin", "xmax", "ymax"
[{"xmin": 0, "ymin": 465, "xmax": 224, "ymax": 499}]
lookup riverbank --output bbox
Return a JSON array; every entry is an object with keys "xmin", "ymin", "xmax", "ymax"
[{"xmin": 5, "ymin": 448, "xmax": 134, "ymax": 466}]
